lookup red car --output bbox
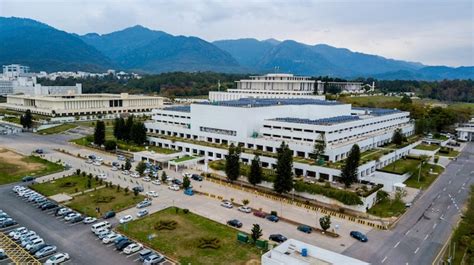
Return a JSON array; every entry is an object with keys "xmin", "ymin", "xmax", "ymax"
[{"xmin": 253, "ymin": 211, "xmax": 266, "ymax": 218}]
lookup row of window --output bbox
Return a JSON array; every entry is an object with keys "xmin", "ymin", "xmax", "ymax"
[{"xmin": 154, "ymin": 113, "xmax": 190, "ymax": 119}]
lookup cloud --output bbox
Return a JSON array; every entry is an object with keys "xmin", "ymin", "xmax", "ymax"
[{"xmin": 0, "ymin": 0, "xmax": 472, "ymax": 66}]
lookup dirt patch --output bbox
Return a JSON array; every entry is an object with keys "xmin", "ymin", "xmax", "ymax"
[{"xmin": 0, "ymin": 148, "xmax": 44, "ymax": 173}]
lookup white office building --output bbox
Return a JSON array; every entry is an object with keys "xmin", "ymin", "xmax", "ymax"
[
  {"xmin": 209, "ymin": 74, "xmax": 324, "ymax": 101},
  {"xmin": 2, "ymin": 93, "xmax": 164, "ymax": 117},
  {"xmin": 2, "ymin": 64, "xmax": 30, "ymax": 78},
  {"xmin": 456, "ymin": 119, "xmax": 474, "ymax": 142}
]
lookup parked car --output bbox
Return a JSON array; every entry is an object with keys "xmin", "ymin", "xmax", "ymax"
[
  {"xmin": 123, "ymin": 243, "xmax": 143, "ymax": 254},
  {"xmin": 121, "ymin": 170, "xmax": 130, "ymax": 175},
  {"xmin": 8, "ymin": 227, "xmax": 27, "ymax": 238},
  {"xmin": 112, "ymin": 161, "xmax": 120, "ymax": 167},
  {"xmin": 102, "ymin": 233, "xmax": 121, "ymax": 244},
  {"xmin": 93, "ymin": 161, "xmax": 102, "ymax": 166},
  {"xmin": 56, "ymin": 208, "xmax": 72, "ymax": 216},
  {"xmin": 28, "ymin": 243, "xmax": 47, "ymax": 254},
  {"xmin": 114, "ymin": 236, "xmax": 128, "ymax": 246},
  {"xmin": 83, "ymin": 217, "xmax": 97, "ymax": 224},
  {"xmin": 132, "ymin": 186, "xmax": 144, "ymax": 192},
  {"xmin": 35, "ymin": 245, "xmax": 57, "ymax": 258},
  {"xmin": 172, "ymin": 179, "xmax": 183, "ymax": 186},
  {"xmin": 115, "ymin": 239, "xmax": 133, "ymax": 251},
  {"xmin": 143, "ymin": 253, "xmax": 165, "ymax": 265},
  {"xmin": 71, "ymin": 215, "xmax": 84, "ymax": 223},
  {"xmin": 64, "ymin": 213, "xmax": 80, "ymax": 221},
  {"xmin": 139, "ymin": 249, "xmax": 154, "ymax": 262},
  {"xmin": 191, "ymin": 174, "xmax": 203, "ymax": 181},
  {"xmin": 269, "ymin": 234, "xmax": 287, "ymax": 243},
  {"xmin": 119, "ymin": 215, "xmax": 133, "ymax": 224},
  {"xmin": 221, "ymin": 201, "xmax": 233, "ymax": 209},
  {"xmin": 41, "ymin": 202, "xmax": 58, "ymax": 210},
  {"xmin": 98, "ymin": 230, "xmax": 112, "ymax": 240},
  {"xmin": 146, "ymin": 191, "xmax": 158, "ymax": 198},
  {"xmin": 151, "ymin": 180, "xmax": 161, "ymax": 185},
  {"xmin": 103, "ymin": 211, "xmax": 116, "ymax": 219},
  {"xmin": 0, "ymin": 249, "xmax": 5, "ymax": 260},
  {"xmin": 297, "ymin": 225, "xmax": 312, "ymax": 234},
  {"xmin": 136, "ymin": 200, "xmax": 152, "ymax": 208},
  {"xmin": 350, "ymin": 231, "xmax": 368, "ymax": 242},
  {"xmin": 253, "ymin": 211, "xmax": 266, "ymax": 218},
  {"xmin": 266, "ymin": 215, "xmax": 279, "ymax": 222},
  {"xmin": 137, "ymin": 209, "xmax": 149, "ymax": 218},
  {"xmin": 34, "ymin": 149, "xmax": 44, "ymax": 154},
  {"xmin": 45, "ymin": 252, "xmax": 69, "ymax": 264},
  {"xmin": 143, "ymin": 177, "xmax": 151, "ymax": 182},
  {"xmin": 22, "ymin": 176, "xmax": 34, "ymax": 182},
  {"xmin": 238, "ymin": 206, "xmax": 252, "ymax": 213},
  {"xmin": 0, "ymin": 219, "xmax": 17, "ymax": 228},
  {"xmin": 117, "ymin": 155, "xmax": 125, "ymax": 161},
  {"xmin": 88, "ymin": 154, "xmax": 96, "ymax": 160},
  {"xmin": 227, "ymin": 219, "xmax": 242, "ymax": 228},
  {"xmin": 130, "ymin": 172, "xmax": 140, "ymax": 178},
  {"xmin": 168, "ymin": 184, "xmax": 180, "ymax": 191}
]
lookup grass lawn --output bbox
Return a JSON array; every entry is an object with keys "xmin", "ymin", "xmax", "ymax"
[
  {"xmin": 0, "ymin": 152, "xmax": 64, "ymax": 185},
  {"xmin": 116, "ymin": 207, "xmax": 261, "ymax": 265},
  {"xmin": 437, "ymin": 149, "xmax": 460, "ymax": 157},
  {"xmin": 368, "ymin": 198, "xmax": 406, "ymax": 217},
  {"xmin": 171, "ymin": 155, "xmax": 196, "ymax": 163},
  {"xmin": 67, "ymin": 186, "xmax": 145, "ymax": 217},
  {"xmin": 414, "ymin": 144, "xmax": 439, "ymax": 151},
  {"xmin": 38, "ymin": 123, "xmax": 78, "ymax": 135},
  {"xmin": 340, "ymin": 95, "xmax": 401, "ymax": 106},
  {"xmin": 379, "ymin": 158, "xmax": 421, "ymax": 175},
  {"xmin": 30, "ymin": 174, "xmax": 102, "ymax": 196},
  {"xmin": 404, "ymin": 164, "xmax": 444, "ymax": 189}
]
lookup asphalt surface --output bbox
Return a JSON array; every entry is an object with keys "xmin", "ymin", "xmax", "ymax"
[
  {"xmin": 0, "ymin": 183, "xmax": 140, "ymax": 265},
  {"xmin": 343, "ymin": 142, "xmax": 474, "ymax": 265}
]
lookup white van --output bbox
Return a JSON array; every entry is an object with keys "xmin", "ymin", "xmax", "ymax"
[{"xmin": 91, "ymin": 221, "xmax": 111, "ymax": 233}]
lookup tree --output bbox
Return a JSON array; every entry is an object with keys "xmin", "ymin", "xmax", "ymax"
[
  {"xmin": 113, "ymin": 117, "xmax": 125, "ymax": 140},
  {"xmin": 136, "ymin": 161, "xmax": 147, "ymax": 176},
  {"xmin": 376, "ymin": 190, "xmax": 389, "ymax": 202},
  {"xmin": 104, "ymin": 140, "xmax": 117, "ymax": 151},
  {"xmin": 133, "ymin": 188, "xmax": 139, "ymax": 197},
  {"xmin": 86, "ymin": 178, "xmax": 92, "ymax": 189},
  {"xmin": 130, "ymin": 121, "xmax": 147, "ymax": 145},
  {"xmin": 248, "ymin": 155, "xmax": 262, "ymax": 186},
  {"xmin": 273, "ymin": 142, "xmax": 294, "ymax": 194},
  {"xmin": 311, "ymin": 135, "xmax": 326, "ymax": 164},
  {"xmin": 225, "ymin": 143, "xmax": 241, "ymax": 182},
  {"xmin": 392, "ymin": 128, "xmax": 404, "ymax": 146},
  {"xmin": 20, "ymin": 109, "xmax": 33, "ymax": 129},
  {"xmin": 400, "ymin": 94, "xmax": 413, "ymax": 105},
  {"xmin": 93, "ymin": 120, "xmax": 106, "ymax": 146},
  {"xmin": 251, "ymin": 224, "xmax": 263, "ymax": 243},
  {"xmin": 183, "ymin": 176, "xmax": 191, "ymax": 190},
  {"xmin": 124, "ymin": 115, "xmax": 134, "ymax": 141},
  {"xmin": 242, "ymin": 199, "xmax": 249, "ymax": 206},
  {"xmin": 340, "ymin": 144, "xmax": 360, "ymax": 188},
  {"xmin": 161, "ymin": 171, "xmax": 167, "ymax": 182},
  {"xmin": 319, "ymin": 215, "xmax": 331, "ymax": 231},
  {"xmin": 124, "ymin": 159, "xmax": 132, "ymax": 171}
]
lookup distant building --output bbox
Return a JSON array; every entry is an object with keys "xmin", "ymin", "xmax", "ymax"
[
  {"xmin": 456, "ymin": 118, "xmax": 474, "ymax": 142},
  {"xmin": 209, "ymin": 73, "xmax": 324, "ymax": 101},
  {"xmin": 0, "ymin": 80, "xmax": 13, "ymax": 95},
  {"xmin": 261, "ymin": 238, "xmax": 369, "ymax": 265},
  {"xmin": 2, "ymin": 93, "xmax": 164, "ymax": 117},
  {"xmin": 2, "ymin": 64, "xmax": 30, "ymax": 78}
]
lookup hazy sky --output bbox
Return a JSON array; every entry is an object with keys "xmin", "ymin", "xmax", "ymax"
[{"xmin": 1, "ymin": 0, "xmax": 473, "ymax": 66}]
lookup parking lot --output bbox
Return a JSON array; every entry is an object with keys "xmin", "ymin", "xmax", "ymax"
[{"xmin": 0, "ymin": 183, "xmax": 144, "ymax": 265}]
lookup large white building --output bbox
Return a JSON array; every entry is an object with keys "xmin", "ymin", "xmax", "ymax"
[
  {"xmin": 2, "ymin": 93, "xmax": 164, "ymax": 117},
  {"xmin": 456, "ymin": 118, "xmax": 474, "ymax": 142},
  {"xmin": 209, "ymin": 74, "xmax": 324, "ymax": 101}
]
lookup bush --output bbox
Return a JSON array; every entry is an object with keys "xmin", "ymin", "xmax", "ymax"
[
  {"xmin": 154, "ymin": 220, "xmax": 178, "ymax": 230},
  {"xmin": 104, "ymin": 140, "xmax": 117, "ymax": 151},
  {"xmin": 294, "ymin": 181, "xmax": 363, "ymax": 205},
  {"xmin": 93, "ymin": 196, "xmax": 115, "ymax": 203},
  {"xmin": 197, "ymin": 237, "xmax": 220, "ymax": 249},
  {"xmin": 183, "ymin": 209, "xmax": 190, "ymax": 214},
  {"xmin": 270, "ymin": 211, "xmax": 278, "ymax": 216}
]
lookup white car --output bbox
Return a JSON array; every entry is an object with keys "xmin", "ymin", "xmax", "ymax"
[
  {"xmin": 221, "ymin": 201, "xmax": 233, "ymax": 209},
  {"xmin": 130, "ymin": 172, "xmax": 140, "ymax": 178},
  {"xmin": 64, "ymin": 213, "xmax": 80, "ymax": 221},
  {"xmin": 8, "ymin": 227, "xmax": 27, "ymax": 237},
  {"xmin": 111, "ymin": 166, "xmax": 118, "ymax": 171},
  {"xmin": 95, "ymin": 157, "xmax": 103, "ymax": 162},
  {"xmin": 143, "ymin": 177, "xmax": 151, "ymax": 182},
  {"xmin": 123, "ymin": 243, "xmax": 143, "ymax": 254},
  {"xmin": 85, "ymin": 159, "xmax": 93, "ymax": 164},
  {"xmin": 102, "ymin": 233, "xmax": 121, "ymax": 244},
  {"xmin": 168, "ymin": 184, "xmax": 180, "ymax": 191},
  {"xmin": 98, "ymin": 173, "xmax": 107, "ymax": 179},
  {"xmin": 238, "ymin": 206, "xmax": 252, "ymax": 213},
  {"xmin": 137, "ymin": 209, "xmax": 149, "ymax": 218},
  {"xmin": 122, "ymin": 170, "xmax": 130, "ymax": 175},
  {"xmin": 83, "ymin": 217, "xmax": 97, "ymax": 224},
  {"xmin": 45, "ymin": 253, "xmax": 70, "ymax": 264},
  {"xmin": 151, "ymin": 180, "xmax": 161, "ymax": 185},
  {"xmin": 93, "ymin": 161, "xmax": 102, "ymax": 166},
  {"xmin": 146, "ymin": 191, "xmax": 158, "ymax": 198},
  {"xmin": 182, "ymin": 172, "xmax": 192, "ymax": 178},
  {"xmin": 119, "ymin": 215, "xmax": 133, "ymax": 224}
]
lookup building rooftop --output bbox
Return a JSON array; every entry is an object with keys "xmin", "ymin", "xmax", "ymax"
[
  {"xmin": 163, "ymin": 106, "xmax": 191, "ymax": 113},
  {"xmin": 352, "ymin": 107, "xmax": 402, "ymax": 116},
  {"xmin": 197, "ymin": 98, "xmax": 342, "ymax": 108},
  {"xmin": 271, "ymin": 115, "xmax": 360, "ymax": 126}
]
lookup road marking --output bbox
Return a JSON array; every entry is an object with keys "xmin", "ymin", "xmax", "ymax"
[
  {"xmin": 414, "ymin": 247, "xmax": 420, "ymax": 254},
  {"xmin": 394, "ymin": 241, "xmax": 400, "ymax": 248},
  {"xmin": 448, "ymin": 180, "xmax": 452, "ymax": 184},
  {"xmin": 433, "ymin": 223, "xmax": 437, "ymax": 229},
  {"xmin": 133, "ymin": 258, "xmax": 140, "ymax": 262},
  {"xmin": 447, "ymin": 205, "xmax": 450, "ymax": 209},
  {"xmin": 458, "ymin": 190, "xmax": 461, "ymax": 194},
  {"xmin": 381, "ymin": 256, "xmax": 388, "ymax": 263},
  {"xmin": 405, "ymin": 230, "xmax": 411, "ymax": 236},
  {"xmin": 424, "ymin": 234, "xmax": 429, "ymax": 240}
]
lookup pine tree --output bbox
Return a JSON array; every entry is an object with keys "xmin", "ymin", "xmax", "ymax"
[
  {"xmin": 248, "ymin": 154, "xmax": 262, "ymax": 186},
  {"xmin": 20, "ymin": 109, "xmax": 33, "ymax": 129},
  {"xmin": 183, "ymin": 176, "xmax": 191, "ymax": 190},
  {"xmin": 341, "ymin": 144, "xmax": 360, "ymax": 188},
  {"xmin": 113, "ymin": 117, "xmax": 125, "ymax": 140},
  {"xmin": 273, "ymin": 142, "xmax": 294, "ymax": 194},
  {"xmin": 136, "ymin": 161, "xmax": 147, "ymax": 175},
  {"xmin": 225, "ymin": 143, "xmax": 241, "ymax": 182},
  {"xmin": 93, "ymin": 120, "xmax": 106, "ymax": 146},
  {"xmin": 311, "ymin": 134, "xmax": 326, "ymax": 164},
  {"xmin": 392, "ymin": 128, "xmax": 404, "ymax": 146},
  {"xmin": 124, "ymin": 115, "xmax": 134, "ymax": 141},
  {"xmin": 131, "ymin": 121, "xmax": 147, "ymax": 145},
  {"xmin": 251, "ymin": 224, "xmax": 263, "ymax": 243},
  {"xmin": 124, "ymin": 159, "xmax": 132, "ymax": 170}
]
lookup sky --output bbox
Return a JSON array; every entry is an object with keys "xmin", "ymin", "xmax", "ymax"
[{"xmin": 1, "ymin": 0, "xmax": 473, "ymax": 66}]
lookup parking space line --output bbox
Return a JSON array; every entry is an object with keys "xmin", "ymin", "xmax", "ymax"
[
  {"xmin": 394, "ymin": 241, "xmax": 400, "ymax": 248},
  {"xmin": 381, "ymin": 256, "xmax": 388, "ymax": 263},
  {"xmin": 414, "ymin": 247, "xmax": 420, "ymax": 254},
  {"xmin": 424, "ymin": 234, "xmax": 429, "ymax": 241}
]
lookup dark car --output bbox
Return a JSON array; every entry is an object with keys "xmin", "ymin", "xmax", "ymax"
[
  {"xmin": 22, "ymin": 176, "xmax": 34, "ymax": 182},
  {"xmin": 139, "ymin": 249, "xmax": 153, "ymax": 262},
  {"xmin": 172, "ymin": 179, "xmax": 183, "ymax": 186},
  {"xmin": 297, "ymin": 225, "xmax": 312, "ymax": 234},
  {"xmin": 0, "ymin": 219, "xmax": 17, "ymax": 228},
  {"xmin": 112, "ymin": 161, "xmax": 120, "ymax": 167},
  {"xmin": 0, "ymin": 250, "xmax": 7, "ymax": 260},
  {"xmin": 114, "ymin": 236, "xmax": 128, "ymax": 246},
  {"xmin": 103, "ymin": 211, "xmax": 116, "ymax": 219},
  {"xmin": 116, "ymin": 239, "xmax": 132, "ymax": 251},
  {"xmin": 253, "ymin": 211, "xmax": 266, "ymax": 218},
  {"xmin": 88, "ymin": 155, "xmax": 96, "ymax": 160},
  {"xmin": 269, "ymin": 234, "xmax": 287, "ymax": 243},
  {"xmin": 227, "ymin": 219, "xmax": 242, "ymax": 228},
  {"xmin": 37, "ymin": 201, "xmax": 51, "ymax": 208},
  {"xmin": 132, "ymin": 186, "xmax": 144, "ymax": 193},
  {"xmin": 29, "ymin": 243, "xmax": 47, "ymax": 254},
  {"xmin": 34, "ymin": 149, "xmax": 44, "ymax": 154},
  {"xmin": 71, "ymin": 215, "xmax": 84, "ymax": 223},
  {"xmin": 266, "ymin": 215, "xmax": 279, "ymax": 222},
  {"xmin": 350, "ymin": 231, "xmax": 368, "ymax": 242},
  {"xmin": 191, "ymin": 174, "xmax": 203, "ymax": 181},
  {"xmin": 41, "ymin": 203, "xmax": 58, "ymax": 210}
]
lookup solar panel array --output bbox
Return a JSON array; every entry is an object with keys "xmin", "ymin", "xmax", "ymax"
[
  {"xmin": 163, "ymin": 106, "xmax": 191, "ymax": 113},
  {"xmin": 199, "ymin": 98, "xmax": 341, "ymax": 108},
  {"xmin": 352, "ymin": 107, "xmax": 401, "ymax": 116},
  {"xmin": 272, "ymin": 115, "xmax": 360, "ymax": 125}
]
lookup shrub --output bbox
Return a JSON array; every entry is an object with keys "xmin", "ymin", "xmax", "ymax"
[
  {"xmin": 154, "ymin": 220, "xmax": 178, "ymax": 231},
  {"xmin": 270, "ymin": 211, "xmax": 278, "ymax": 216},
  {"xmin": 294, "ymin": 181, "xmax": 363, "ymax": 205},
  {"xmin": 183, "ymin": 209, "xmax": 190, "ymax": 214},
  {"xmin": 104, "ymin": 140, "xmax": 117, "ymax": 151},
  {"xmin": 93, "ymin": 196, "xmax": 115, "ymax": 203},
  {"xmin": 197, "ymin": 237, "xmax": 220, "ymax": 249}
]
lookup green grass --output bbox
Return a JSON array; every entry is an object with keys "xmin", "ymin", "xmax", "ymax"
[
  {"xmin": 414, "ymin": 143, "xmax": 440, "ymax": 151},
  {"xmin": 116, "ymin": 207, "xmax": 261, "ymax": 265},
  {"xmin": 29, "ymin": 174, "xmax": 102, "ymax": 196},
  {"xmin": 340, "ymin": 95, "xmax": 401, "ymax": 106},
  {"xmin": 68, "ymin": 186, "xmax": 145, "ymax": 217},
  {"xmin": 0, "ymin": 155, "xmax": 64, "ymax": 185},
  {"xmin": 171, "ymin": 155, "xmax": 196, "ymax": 163},
  {"xmin": 404, "ymin": 164, "xmax": 444, "ymax": 189},
  {"xmin": 437, "ymin": 149, "xmax": 460, "ymax": 158},
  {"xmin": 209, "ymin": 159, "xmax": 276, "ymax": 182},
  {"xmin": 368, "ymin": 198, "xmax": 406, "ymax": 217},
  {"xmin": 379, "ymin": 158, "xmax": 421, "ymax": 175},
  {"xmin": 2, "ymin": 116, "xmax": 20, "ymax": 124},
  {"xmin": 38, "ymin": 123, "xmax": 77, "ymax": 135}
]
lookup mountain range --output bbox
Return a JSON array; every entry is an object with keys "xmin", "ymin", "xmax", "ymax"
[{"xmin": 1, "ymin": 17, "xmax": 472, "ymax": 80}]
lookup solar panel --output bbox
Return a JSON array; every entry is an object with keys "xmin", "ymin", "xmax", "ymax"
[
  {"xmin": 271, "ymin": 115, "xmax": 360, "ymax": 125},
  {"xmin": 197, "ymin": 98, "xmax": 342, "ymax": 108},
  {"xmin": 163, "ymin": 106, "xmax": 191, "ymax": 113}
]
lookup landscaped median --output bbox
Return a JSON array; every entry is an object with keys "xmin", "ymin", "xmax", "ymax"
[
  {"xmin": 116, "ymin": 207, "xmax": 262, "ymax": 265},
  {"xmin": 0, "ymin": 148, "xmax": 64, "ymax": 185},
  {"xmin": 29, "ymin": 173, "xmax": 102, "ymax": 196}
]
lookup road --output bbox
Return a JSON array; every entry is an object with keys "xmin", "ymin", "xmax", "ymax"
[{"xmin": 343, "ymin": 142, "xmax": 474, "ymax": 265}]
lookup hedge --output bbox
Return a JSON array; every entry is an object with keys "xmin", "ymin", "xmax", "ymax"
[
  {"xmin": 209, "ymin": 160, "xmax": 276, "ymax": 183},
  {"xmin": 293, "ymin": 181, "xmax": 363, "ymax": 205}
]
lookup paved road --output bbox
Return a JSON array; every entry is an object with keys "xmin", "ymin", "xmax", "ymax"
[
  {"xmin": 0, "ymin": 183, "xmax": 138, "ymax": 265},
  {"xmin": 343, "ymin": 142, "xmax": 474, "ymax": 265}
]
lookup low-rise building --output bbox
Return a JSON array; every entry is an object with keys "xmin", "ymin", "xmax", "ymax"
[{"xmin": 456, "ymin": 119, "xmax": 474, "ymax": 141}]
